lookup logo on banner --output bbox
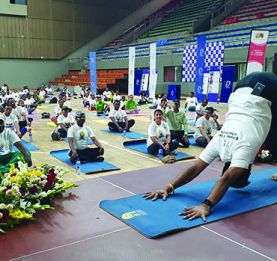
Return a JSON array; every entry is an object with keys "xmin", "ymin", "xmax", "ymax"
[
  {"xmin": 200, "ymin": 48, "xmax": 205, "ymax": 57},
  {"xmin": 136, "ymin": 79, "xmax": 140, "ymax": 86},
  {"xmin": 225, "ymin": 80, "xmax": 231, "ymax": 88},
  {"xmin": 197, "ymin": 85, "xmax": 203, "ymax": 94},
  {"xmin": 198, "ymin": 67, "xmax": 203, "ymax": 76},
  {"xmin": 255, "ymin": 32, "xmax": 264, "ymax": 39},
  {"xmin": 121, "ymin": 210, "xmax": 147, "ymax": 220}
]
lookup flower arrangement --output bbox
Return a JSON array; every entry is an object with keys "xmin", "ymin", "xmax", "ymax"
[
  {"xmin": 256, "ymin": 144, "xmax": 274, "ymax": 163},
  {"xmin": 0, "ymin": 162, "xmax": 77, "ymax": 233}
]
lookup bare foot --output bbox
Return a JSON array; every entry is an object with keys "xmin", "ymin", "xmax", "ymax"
[{"xmin": 272, "ymin": 174, "xmax": 277, "ymax": 181}]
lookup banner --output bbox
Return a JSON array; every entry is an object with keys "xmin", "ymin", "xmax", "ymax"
[
  {"xmin": 134, "ymin": 69, "xmax": 144, "ymax": 96},
  {"xmin": 246, "ymin": 30, "xmax": 269, "ymax": 75},
  {"xmin": 128, "ymin": 47, "xmax": 136, "ymax": 95},
  {"xmin": 89, "ymin": 51, "xmax": 97, "ymax": 94},
  {"xmin": 220, "ymin": 66, "xmax": 235, "ymax": 103},
  {"xmin": 194, "ymin": 36, "xmax": 206, "ymax": 102},
  {"xmin": 149, "ymin": 42, "xmax": 157, "ymax": 99}
]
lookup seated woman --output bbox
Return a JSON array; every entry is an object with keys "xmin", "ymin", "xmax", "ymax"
[
  {"xmin": 147, "ymin": 109, "xmax": 179, "ymax": 156},
  {"xmin": 68, "ymin": 111, "xmax": 104, "ymax": 163},
  {"xmin": 0, "ymin": 119, "xmax": 32, "ymax": 176},
  {"xmin": 56, "ymin": 106, "xmax": 75, "ymax": 138}
]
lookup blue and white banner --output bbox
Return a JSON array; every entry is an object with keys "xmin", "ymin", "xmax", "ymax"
[
  {"xmin": 194, "ymin": 36, "xmax": 206, "ymax": 102},
  {"xmin": 149, "ymin": 42, "xmax": 157, "ymax": 99},
  {"xmin": 220, "ymin": 65, "xmax": 235, "ymax": 103},
  {"xmin": 182, "ymin": 41, "xmax": 225, "ymax": 82},
  {"xmin": 134, "ymin": 69, "xmax": 144, "ymax": 96},
  {"xmin": 128, "ymin": 47, "xmax": 136, "ymax": 95},
  {"xmin": 89, "ymin": 51, "xmax": 97, "ymax": 94}
]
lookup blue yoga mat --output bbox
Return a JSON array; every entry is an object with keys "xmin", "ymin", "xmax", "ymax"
[
  {"xmin": 50, "ymin": 149, "xmax": 120, "ymax": 174},
  {"xmin": 63, "ymin": 137, "xmax": 93, "ymax": 145},
  {"xmin": 102, "ymin": 130, "xmax": 148, "ymax": 139},
  {"xmin": 100, "ymin": 168, "xmax": 277, "ymax": 238},
  {"xmin": 188, "ymin": 136, "xmax": 205, "ymax": 147},
  {"xmin": 123, "ymin": 139, "xmax": 193, "ymax": 161},
  {"xmin": 14, "ymin": 139, "xmax": 39, "ymax": 152}
]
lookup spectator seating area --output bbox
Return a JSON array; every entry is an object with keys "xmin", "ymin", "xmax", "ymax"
[
  {"xmin": 96, "ymin": 0, "xmax": 277, "ymax": 62},
  {"xmin": 223, "ymin": 0, "xmax": 277, "ymax": 24},
  {"xmin": 49, "ymin": 69, "xmax": 128, "ymax": 90}
]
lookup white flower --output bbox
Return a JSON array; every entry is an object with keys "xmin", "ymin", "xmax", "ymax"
[
  {"xmin": 0, "ymin": 213, "xmax": 3, "ymax": 219},
  {"xmin": 0, "ymin": 203, "xmax": 6, "ymax": 210}
]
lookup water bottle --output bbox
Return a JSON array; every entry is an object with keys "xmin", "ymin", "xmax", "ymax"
[
  {"xmin": 159, "ymin": 146, "xmax": 163, "ymax": 155},
  {"xmin": 29, "ymin": 131, "xmax": 33, "ymax": 143},
  {"xmin": 123, "ymin": 130, "xmax": 127, "ymax": 140},
  {"xmin": 75, "ymin": 159, "xmax": 81, "ymax": 176}
]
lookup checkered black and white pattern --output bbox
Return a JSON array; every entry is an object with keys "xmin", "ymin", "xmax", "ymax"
[
  {"xmin": 182, "ymin": 45, "xmax": 197, "ymax": 82},
  {"xmin": 182, "ymin": 41, "xmax": 225, "ymax": 82}
]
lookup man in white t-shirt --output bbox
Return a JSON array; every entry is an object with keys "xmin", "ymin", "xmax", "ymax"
[
  {"xmin": 185, "ymin": 92, "xmax": 198, "ymax": 111},
  {"xmin": 108, "ymin": 100, "xmax": 135, "ymax": 132},
  {"xmin": 195, "ymin": 98, "xmax": 208, "ymax": 120},
  {"xmin": 0, "ymin": 119, "xmax": 32, "ymax": 175},
  {"xmin": 67, "ymin": 111, "xmax": 104, "ymax": 163},
  {"xmin": 144, "ymin": 72, "xmax": 277, "ymax": 221},
  {"xmin": 0, "ymin": 104, "xmax": 21, "ymax": 137},
  {"xmin": 194, "ymin": 107, "xmax": 221, "ymax": 147},
  {"xmin": 103, "ymin": 88, "xmax": 111, "ymax": 101},
  {"xmin": 56, "ymin": 106, "xmax": 75, "ymax": 138}
]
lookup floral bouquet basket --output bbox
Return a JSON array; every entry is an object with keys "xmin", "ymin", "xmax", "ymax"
[
  {"xmin": 0, "ymin": 162, "xmax": 76, "ymax": 234},
  {"xmin": 256, "ymin": 144, "xmax": 275, "ymax": 163}
]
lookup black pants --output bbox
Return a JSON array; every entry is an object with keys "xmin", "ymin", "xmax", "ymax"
[
  {"xmin": 195, "ymin": 135, "xmax": 212, "ymax": 147},
  {"xmin": 170, "ymin": 130, "xmax": 190, "ymax": 148},
  {"xmin": 147, "ymin": 141, "xmax": 179, "ymax": 156},
  {"xmin": 57, "ymin": 128, "xmax": 67, "ymax": 138},
  {"xmin": 69, "ymin": 147, "xmax": 102, "ymax": 163},
  {"xmin": 222, "ymin": 162, "xmax": 251, "ymax": 188},
  {"xmin": 108, "ymin": 119, "xmax": 135, "ymax": 132}
]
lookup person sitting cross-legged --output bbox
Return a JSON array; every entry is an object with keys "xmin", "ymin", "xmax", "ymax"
[
  {"xmin": 96, "ymin": 95, "xmax": 109, "ymax": 116},
  {"xmin": 164, "ymin": 100, "xmax": 190, "ymax": 148},
  {"xmin": 68, "ymin": 111, "xmax": 104, "ymax": 164},
  {"xmin": 108, "ymin": 100, "xmax": 135, "ymax": 132},
  {"xmin": 147, "ymin": 109, "xmax": 179, "ymax": 156},
  {"xmin": 56, "ymin": 106, "xmax": 75, "ymax": 138},
  {"xmin": 0, "ymin": 119, "xmax": 32, "ymax": 176},
  {"xmin": 125, "ymin": 95, "xmax": 138, "ymax": 114},
  {"xmin": 194, "ymin": 107, "xmax": 221, "ymax": 147}
]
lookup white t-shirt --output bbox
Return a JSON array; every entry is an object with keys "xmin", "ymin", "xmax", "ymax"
[
  {"xmin": 103, "ymin": 91, "xmax": 111, "ymax": 99},
  {"xmin": 12, "ymin": 108, "xmax": 20, "ymax": 120},
  {"xmin": 114, "ymin": 95, "xmax": 121, "ymax": 101},
  {"xmin": 194, "ymin": 116, "xmax": 216, "ymax": 140},
  {"xmin": 196, "ymin": 103, "xmax": 206, "ymax": 116},
  {"xmin": 57, "ymin": 114, "xmax": 75, "ymax": 129},
  {"xmin": 88, "ymin": 98, "xmax": 96, "ymax": 106},
  {"xmin": 0, "ymin": 114, "xmax": 18, "ymax": 132},
  {"xmin": 120, "ymin": 100, "xmax": 126, "ymax": 109},
  {"xmin": 147, "ymin": 121, "xmax": 170, "ymax": 147},
  {"xmin": 54, "ymin": 105, "xmax": 62, "ymax": 115},
  {"xmin": 186, "ymin": 97, "xmax": 198, "ymax": 108},
  {"xmin": 0, "ymin": 128, "xmax": 20, "ymax": 155},
  {"xmin": 109, "ymin": 109, "xmax": 127, "ymax": 122},
  {"xmin": 199, "ymin": 89, "xmax": 272, "ymax": 169},
  {"xmin": 67, "ymin": 125, "xmax": 94, "ymax": 150},
  {"xmin": 17, "ymin": 106, "xmax": 28, "ymax": 121},
  {"xmin": 24, "ymin": 98, "xmax": 35, "ymax": 106}
]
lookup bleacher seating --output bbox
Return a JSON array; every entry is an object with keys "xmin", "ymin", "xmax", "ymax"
[
  {"xmin": 49, "ymin": 70, "xmax": 128, "ymax": 90},
  {"xmin": 96, "ymin": 0, "xmax": 277, "ymax": 62}
]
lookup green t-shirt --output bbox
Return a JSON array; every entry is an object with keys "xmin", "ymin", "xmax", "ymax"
[
  {"xmin": 164, "ymin": 109, "xmax": 188, "ymax": 133},
  {"xmin": 96, "ymin": 101, "xmax": 106, "ymax": 112},
  {"xmin": 125, "ymin": 100, "xmax": 136, "ymax": 110}
]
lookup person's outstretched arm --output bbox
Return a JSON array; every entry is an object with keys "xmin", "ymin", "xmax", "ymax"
[
  {"xmin": 181, "ymin": 166, "xmax": 249, "ymax": 221},
  {"xmin": 144, "ymin": 159, "xmax": 208, "ymax": 201},
  {"xmin": 14, "ymin": 141, "xmax": 32, "ymax": 166}
]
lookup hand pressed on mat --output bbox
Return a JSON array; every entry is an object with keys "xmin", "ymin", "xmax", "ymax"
[{"xmin": 179, "ymin": 204, "xmax": 211, "ymax": 222}]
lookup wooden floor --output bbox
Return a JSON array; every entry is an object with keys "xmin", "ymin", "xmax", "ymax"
[{"xmin": 29, "ymin": 96, "xmax": 228, "ymax": 183}]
